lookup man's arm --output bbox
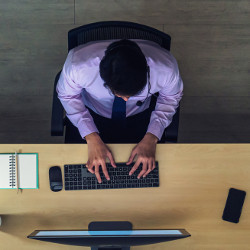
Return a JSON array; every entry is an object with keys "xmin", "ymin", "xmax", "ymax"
[
  {"xmin": 56, "ymin": 49, "xmax": 99, "ymax": 139},
  {"xmin": 57, "ymin": 50, "xmax": 116, "ymax": 183},
  {"xmin": 146, "ymin": 59, "xmax": 184, "ymax": 140},
  {"xmin": 127, "ymin": 57, "xmax": 183, "ymax": 178}
]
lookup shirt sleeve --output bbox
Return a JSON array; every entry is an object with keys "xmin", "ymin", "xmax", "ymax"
[
  {"xmin": 56, "ymin": 50, "xmax": 99, "ymax": 139},
  {"xmin": 146, "ymin": 58, "xmax": 184, "ymax": 140}
]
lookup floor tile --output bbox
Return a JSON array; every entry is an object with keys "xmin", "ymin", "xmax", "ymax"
[
  {"xmin": 75, "ymin": 0, "xmax": 250, "ymax": 25},
  {"xmin": 178, "ymin": 96, "xmax": 250, "ymax": 142},
  {"xmin": 0, "ymin": 1, "xmax": 74, "ymax": 25}
]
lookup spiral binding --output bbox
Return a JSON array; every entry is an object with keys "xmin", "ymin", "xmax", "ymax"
[{"xmin": 9, "ymin": 154, "xmax": 16, "ymax": 188}]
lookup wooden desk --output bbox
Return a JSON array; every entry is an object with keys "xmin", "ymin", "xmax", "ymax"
[{"xmin": 0, "ymin": 144, "xmax": 249, "ymax": 249}]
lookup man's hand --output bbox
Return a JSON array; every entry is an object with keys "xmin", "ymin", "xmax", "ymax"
[
  {"xmin": 85, "ymin": 132, "xmax": 116, "ymax": 183},
  {"xmin": 127, "ymin": 132, "xmax": 158, "ymax": 179}
]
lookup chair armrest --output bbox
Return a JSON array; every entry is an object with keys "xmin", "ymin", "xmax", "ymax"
[{"xmin": 51, "ymin": 71, "xmax": 64, "ymax": 136}]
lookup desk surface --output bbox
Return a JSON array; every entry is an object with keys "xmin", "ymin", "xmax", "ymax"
[{"xmin": 0, "ymin": 144, "xmax": 249, "ymax": 250}]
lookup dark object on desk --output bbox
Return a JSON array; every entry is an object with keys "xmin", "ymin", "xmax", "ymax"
[
  {"xmin": 49, "ymin": 166, "xmax": 63, "ymax": 192},
  {"xmin": 28, "ymin": 220, "xmax": 191, "ymax": 250},
  {"xmin": 51, "ymin": 21, "xmax": 180, "ymax": 143},
  {"xmin": 64, "ymin": 162, "xmax": 159, "ymax": 191},
  {"xmin": 222, "ymin": 188, "xmax": 246, "ymax": 223}
]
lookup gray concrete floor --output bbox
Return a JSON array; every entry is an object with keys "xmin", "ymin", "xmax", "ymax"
[{"xmin": 0, "ymin": 0, "xmax": 249, "ymax": 143}]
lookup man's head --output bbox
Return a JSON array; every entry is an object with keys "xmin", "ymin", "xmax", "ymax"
[{"xmin": 99, "ymin": 39, "xmax": 148, "ymax": 99}]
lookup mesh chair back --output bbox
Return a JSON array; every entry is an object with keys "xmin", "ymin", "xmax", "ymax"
[{"xmin": 68, "ymin": 21, "xmax": 171, "ymax": 51}]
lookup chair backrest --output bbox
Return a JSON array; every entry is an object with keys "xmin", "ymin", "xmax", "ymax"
[{"xmin": 68, "ymin": 21, "xmax": 171, "ymax": 51}]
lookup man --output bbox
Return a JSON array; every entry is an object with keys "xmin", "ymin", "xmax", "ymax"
[{"xmin": 57, "ymin": 39, "xmax": 183, "ymax": 184}]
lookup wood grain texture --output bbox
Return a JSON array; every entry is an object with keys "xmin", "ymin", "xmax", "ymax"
[
  {"xmin": 0, "ymin": 0, "xmax": 74, "ymax": 25},
  {"xmin": 0, "ymin": 144, "xmax": 249, "ymax": 249},
  {"xmin": 75, "ymin": 0, "xmax": 250, "ymax": 25},
  {"xmin": 164, "ymin": 24, "xmax": 250, "ymax": 97},
  {"xmin": 178, "ymin": 96, "xmax": 250, "ymax": 142}
]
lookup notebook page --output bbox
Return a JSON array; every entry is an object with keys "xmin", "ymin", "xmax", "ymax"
[
  {"xmin": 0, "ymin": 154, "xmax": 13, "ymax": 188},
  {"xmin": 18, "ymin": 154, "xmax": 38, "ymax": 189}
]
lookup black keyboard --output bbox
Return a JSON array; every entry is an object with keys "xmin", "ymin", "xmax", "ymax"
[{"xmin": 64, "ymin": 162, "xmax": 159, "ymax": 190}]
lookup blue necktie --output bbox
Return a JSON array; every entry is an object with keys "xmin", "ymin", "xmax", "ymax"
[{"xmin": 112, "ymin": 96, "xmax": 126, "ymax": 121}]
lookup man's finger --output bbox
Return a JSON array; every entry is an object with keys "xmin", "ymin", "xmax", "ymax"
[
  {"xmin": 129, "ymin": 160, "xmax": 141, "ymax": 176},
  {"xmin": 86, "ymin": 163, "xmax": 95, "ymax": 174},
  {"xmin": 152, "ymin": 160, "xmax": 156, "ymax": 170},
  {"xmin": 126, "ymin": 148, "xmax": 137, "ymax": 165},
  {"xmin": 94, "ymin": 165, "xmax": 102, "ymax": 183},
  {"xmin": 143, "ymin": 161, "xmax": 153, "ymax": 178},
  {"xmin": 107, "ymin": 151, "xmax": 117, "ymax": 168},
  {"xmin": 101, "ymin": 162, "xmax": 110, "ymax": 181},
  {"xmin": 137, "ymin": 162, "xmax": 148, "ymax": 179},
  {"xmin": 88, "ymin": 168, "xmax": 95, "ymax": 174}
]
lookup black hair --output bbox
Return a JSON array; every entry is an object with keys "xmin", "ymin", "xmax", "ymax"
[{"xmin": 99, "ymin": 39, "xmax": 148, "ymax": 96}]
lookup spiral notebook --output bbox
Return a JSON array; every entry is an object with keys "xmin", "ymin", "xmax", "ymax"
[{"xmin": 0, "ymin": 153, "xmax": 39, "ymax": 189}]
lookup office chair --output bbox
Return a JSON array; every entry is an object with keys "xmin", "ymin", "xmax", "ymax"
[{"xmin": 51, "ymin": 21, "xmax": 180, "ymax": 143}]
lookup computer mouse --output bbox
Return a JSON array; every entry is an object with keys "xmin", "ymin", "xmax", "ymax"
[{"xmin": 49, "ymin": 166, "xmax": 63, "ymax": 192}]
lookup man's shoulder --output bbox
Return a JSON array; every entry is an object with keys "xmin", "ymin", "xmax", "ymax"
[
  {"xmin": 69, "ymin": 40, "xmax": 114, "ymax": 69},
  {"xmin": 135, "ymin": 40, "xmax": 178, "ymax": 72}
]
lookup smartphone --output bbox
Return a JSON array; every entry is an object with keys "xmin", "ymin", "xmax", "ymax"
[{"xmin": 222, "ymin": 188, "xmax": 246, "ymax": 223}]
